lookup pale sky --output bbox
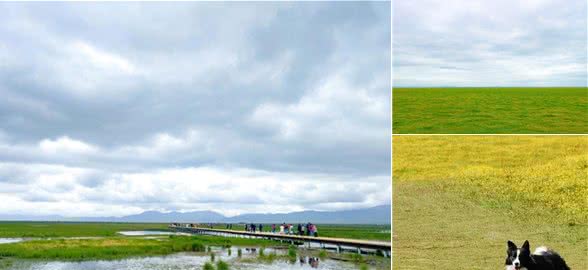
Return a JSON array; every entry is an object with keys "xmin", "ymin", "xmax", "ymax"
[
  {"xmin": 0, "ymin": 2, "xmax": 391, "ymax": 217},
  {"xmin": 394, "ymin": 0, "xmax": 587, "ymax": 86}
]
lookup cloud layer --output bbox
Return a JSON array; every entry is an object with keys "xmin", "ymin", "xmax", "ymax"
[
  {"xmin": 393, "ymin": 0, "xmax": 587, "ymax": 86},
  {"xmin": 0, "ymin": 2, "xmax": 391, "ymax": 217}
]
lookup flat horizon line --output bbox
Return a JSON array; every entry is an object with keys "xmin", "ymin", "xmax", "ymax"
[
  {"xmin": 392, "ymin": 86, "xmax": 587, "ymax": 88},
  {"xmin": 392, "ymin": 134, "xmax": 588, "ymax": 136}
]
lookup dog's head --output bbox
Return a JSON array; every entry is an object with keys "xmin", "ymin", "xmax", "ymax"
[{"xmin": 505, "ymin": 240, "xmax": 533, "ymax": 270}]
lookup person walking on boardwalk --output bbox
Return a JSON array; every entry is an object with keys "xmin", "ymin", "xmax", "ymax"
[
  {"xmin": 259, "ymin": 224, "xmax": 263, "ymax": 232},
  {"xmin": 297, "ymin": 223, "xmax": 302, "ymax": 235},
  {"xmin": 271, "ymin": 224, "xmax": 276, "ymax": 233}
]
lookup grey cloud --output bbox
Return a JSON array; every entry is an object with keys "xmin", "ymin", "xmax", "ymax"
[
  {"xmin": 0, "ymin": 1, "xmax": 390, "ymax": 216},
  {"xmin": 393, "ymin": 0, "xmax": 587, "ymax": 86}
]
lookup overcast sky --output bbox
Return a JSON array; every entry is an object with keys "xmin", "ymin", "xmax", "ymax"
[
  {"xmin": 394, "ymin": 0, "xmax": 587, "ymax": 87},
  {"xmin": 0, "ymin": 2, "xmax": 391, "ymax": 217}
]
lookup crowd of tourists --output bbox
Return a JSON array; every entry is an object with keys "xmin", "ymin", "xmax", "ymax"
[
  {"xmin": 239, "ymin": 222, "xmax": 318, "ymax": 237},
  {"xmin": 173, "ymin": 222, "xmax": 319, "ymax": 237}
]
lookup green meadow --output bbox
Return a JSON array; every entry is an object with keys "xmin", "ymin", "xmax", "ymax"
[
  {"xmin": 0, "ymin": 222, "xmax": 168, "ymax": 238},
  {"xmin": 392, "ymin": 87, "xmax": 588, "ymax": 134},
  {"xmin": 392, "ymin": 135, "xmax": 588, "ymax": 270},
  {"xmin": 0, "ymin": 222, "xmax": 390, "ymax": 241}
]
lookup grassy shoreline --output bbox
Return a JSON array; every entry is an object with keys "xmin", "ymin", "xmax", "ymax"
[{"xmin": 0, "ymin": 235, "xmax": 280, "ymax": 261}]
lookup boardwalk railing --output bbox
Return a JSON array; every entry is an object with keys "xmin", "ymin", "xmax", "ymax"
[{"xmin": 168, "ymin": 224, "xmax": 391, "ymax": 257}]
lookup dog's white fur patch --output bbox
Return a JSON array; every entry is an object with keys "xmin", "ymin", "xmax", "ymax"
[
  {"xmin": 534, "ymin": 246, "xmax": 549, "ymax": 255},
  {"xmin": 512, "ymin": 250, "xmax": 521, "ymax": 266},
  {"xmin": 507, "ymin": 266, "xmax": 528, "ymax": 270}
]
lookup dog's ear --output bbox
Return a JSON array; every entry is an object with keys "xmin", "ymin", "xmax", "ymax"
[
  {"xmin": 522, "ymin": 240, "xmax": 530, "ymax": 250},
  {"xmin": 507, "ymin": 240, "xmax": 517, "ymax": 250}
]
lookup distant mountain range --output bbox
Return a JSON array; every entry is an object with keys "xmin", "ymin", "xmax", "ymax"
[{"xmin": 0, "ymin": 205, "xmax": 390, "ymax": 224}]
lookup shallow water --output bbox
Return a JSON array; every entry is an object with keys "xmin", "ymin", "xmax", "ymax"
[
  {"xmin": 6, "ymin": 252, "xmax": 358, "ymax": 270},
  {"xmin": 235, "ymin": 258, "xmax": 357, "ymax": 270},
  {"xmin": 117, "ymin": 231, "xmax": 178, "ymax": 236},
  {"xmin": 0, "ymin": 238, "xmax": 24, "ymax": 244}
]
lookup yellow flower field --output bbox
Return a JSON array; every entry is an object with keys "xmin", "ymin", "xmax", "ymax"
[
  {"xmin": 392, "ymin": 135, "xmax": 587, "ymax": 270},
  {"xmin": 393, "ymin": 135, "xmax": 587, "ymax": 225}
]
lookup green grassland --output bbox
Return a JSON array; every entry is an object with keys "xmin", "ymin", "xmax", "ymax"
[
  {"xmin": 392, "ymin": 135, "xmax": 588, "ymax": 270},
  {"xmin": 392, "ymin": 87, "xmax": 588, "ymax": 134},
  {"xmin": 0, "ymin": 222, "xmax": 168, "ymax": 238},
  {"xmin": 0, "ymin": 222, "xmax": 390, "ymax": 241},
  {"xmin": 315, "ymin": 225, "xmax": 390, "ymax": 241}
]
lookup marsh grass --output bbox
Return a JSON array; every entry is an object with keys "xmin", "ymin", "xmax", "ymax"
[
  {"xmin": 392, "ymin": 87, "xmax": 588, "ymax": 133},
  {"xmin": 266, "ymin": 252, "xmax": 277, "ymax": 262},
  {"xmin": 346, "ymin": 253, "xmax": 365, "ymax": 263},
  {"xmin": 287, "ymin": 245, "xmax": 297, "ymax": 262},
  {"xmin": 255, "ymin": 248, "xmax": 278, "ymax": 263},
  {"xmin": 0, "ymin": 235, "xmax": 276, "ymax": 261},
  {"xmin": 216, "ymin": 260, "xmax": 229, "ymax": 270},
  {"xmin": 318, "ymin": 250, "xmax": 327, "ymax": 260},
  {"xmin": 203, "ymin": 262, "xmax": 214, "ymax": 270}
]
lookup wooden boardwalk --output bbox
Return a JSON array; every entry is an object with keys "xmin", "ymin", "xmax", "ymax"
[{"xmin": 169, "ymin": 224, "xmax": 391, "ymax": 257}]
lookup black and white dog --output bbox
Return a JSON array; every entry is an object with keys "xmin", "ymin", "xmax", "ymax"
[{"xmin": 505, "ymin": 240, "xmax": 570, "ymax": 270}]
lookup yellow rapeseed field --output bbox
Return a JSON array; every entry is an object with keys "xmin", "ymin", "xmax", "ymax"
[{"xmin": 393, "ymin": 135, "xmax": 588, "ymax": 225}]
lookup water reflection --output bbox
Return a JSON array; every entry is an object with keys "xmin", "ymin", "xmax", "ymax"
[
  {"xmin": 299, "ymin": 256, "xmax": 320, "ymax": 268},
  {"xmin": 7, "ymin": 252, "xmax": 357, "ymax": 270},
  {"xmin": 0, "ymin": 238, "xmax": 24, "ymax": 244}
]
